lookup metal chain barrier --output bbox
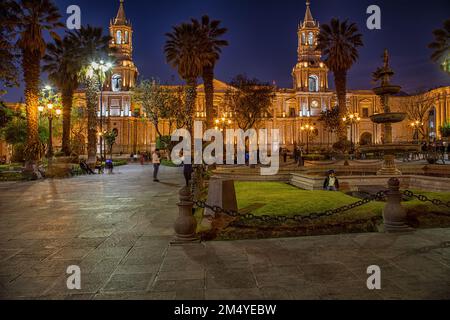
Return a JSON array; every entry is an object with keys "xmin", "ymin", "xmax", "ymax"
[
  {"xmin": 403, "ymin": 190, "xmax": 450, "ymax": 210},
  {"xmin": 194, "ymin": 190, "xmax": 388, "ymax": 224}
]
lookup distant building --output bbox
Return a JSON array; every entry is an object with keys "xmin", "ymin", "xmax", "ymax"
[{"xmin": 2, "ymin": 0, "xmax": 449, "ymax": 158}]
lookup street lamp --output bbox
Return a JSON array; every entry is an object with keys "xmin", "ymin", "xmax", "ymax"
[
  {"xmin": 410, "ymin": 120, "xmax": 423, "ymax": 144},
  {"xmin": 89, "ymin": 60, "xmax": 113, "ymax": 161},
  {"xmin": 214, "ymin": 114, "xmax": 233, "ymax": 132},
  {"xmin": 343, "ymin": 112, "xmax": 361, "ymax": 154},
  {"xmin": 301, "ymin": 123, "xmax": 315, "ymax": 154},
  {"xmin": 38, "ymin": 86, "xmax": 62, "ymax": 160}
]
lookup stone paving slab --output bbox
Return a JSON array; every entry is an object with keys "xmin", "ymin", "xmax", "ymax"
[{"xmin": 1, "ymin": 165, "xmax": 450, "ymax": 300}]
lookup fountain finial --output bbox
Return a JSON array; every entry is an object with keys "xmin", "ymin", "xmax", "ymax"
[{"xmin": 383, "ymin": 49, "xmax": 389, "ymax": 69}]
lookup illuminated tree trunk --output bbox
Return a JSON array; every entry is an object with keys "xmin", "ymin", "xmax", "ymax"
[
  {"xmin": 185, "ymin": 78, "xmax": 198, "ymax": 134},
  {"xmin": 186, "ymin": 78, "xmax": 202, "ymax": 199},
  {"xmin": 22, "ymin": 49, "xmax": 42, "ymax": 174},
  {"xmin": 85, "ymin": 77, "xmax": 99, "ymax": 166},
  {"xmin": 61, "ymin": 88, "xmax": 74, "ymax": 156},
  {"xmin": 202, "ymin": 65, "xmax": 215, "ymax": 129},
  {"xmin": 334, "ymin": 70, "xmax": 348, "ymax": 143}
]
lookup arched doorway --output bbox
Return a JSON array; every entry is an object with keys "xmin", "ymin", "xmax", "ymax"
[
  {"xmin": 428, "ymin": 107, "xmax": 436, "ymax": 141},
  {"xmin": 360, "ymin": 132, "xmax": 373, "ymax": 146}
]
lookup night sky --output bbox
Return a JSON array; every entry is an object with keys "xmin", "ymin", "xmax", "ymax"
[{"xmin": 2, "ymin": 0, "xmax": 450, "ymax": 102}]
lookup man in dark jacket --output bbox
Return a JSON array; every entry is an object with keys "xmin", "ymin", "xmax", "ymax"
[{"xmin": 323, "ymin": 170, "xmax": 339, "ymax": 191}]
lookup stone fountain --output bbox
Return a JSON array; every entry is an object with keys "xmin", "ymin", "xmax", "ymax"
[{"xmin": 360, "ymin": 50, "xmax": 419, "ymax": 175}]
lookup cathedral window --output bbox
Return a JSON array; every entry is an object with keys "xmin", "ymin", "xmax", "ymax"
[
  {"xmin": 125, "ymin": 31, "xmax": 129, "ymax": 44},
  {"xmin": 308, "ymin": 32, "xmax": 314, "ymax": 46},
  {"xmin": 308, "ymin": 75, "xmax": 319, "ymax": 92},
  {"xmin": 302, "ymin": 33, "xmax": 306, "ymax": 45},
  {"xmin": 112, "ymin": 74, "xmax": 122, "ymax": 92},
  {"xmin": 116, "ymin": 30, "xmax": 122, "ymax": 44}
]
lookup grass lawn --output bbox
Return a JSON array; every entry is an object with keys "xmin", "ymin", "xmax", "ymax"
[
  {"xmin": 234, "ymin": 182, "xmax": 384, "ymax": 223},
  {"xmin": 226, "ymin": 182, "xmax": 450, "ymax": 239},
  {"xmin": 0, "ymin": 163, "xmax": 23, "ymax": 172}
]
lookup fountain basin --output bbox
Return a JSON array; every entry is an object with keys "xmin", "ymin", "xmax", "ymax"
[
  {"xmin": 373, "ymin": 85, "xmax": 402, "ymax": 95},
  {"xmin": 360, "ymin": 143, "xmax": 419, "ymax": 154},
  {"xmin": 370, "ymin": 113, "xmax": 407, "ymax": 124}
]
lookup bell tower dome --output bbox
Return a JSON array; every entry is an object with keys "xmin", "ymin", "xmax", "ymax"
[
  {"xmin": 108, "ymin": 0, "xmax": 138, "ymax": 92},
  {"xmin": 292, "ymin": 1, "xmax": 328, "ymax": 92}
]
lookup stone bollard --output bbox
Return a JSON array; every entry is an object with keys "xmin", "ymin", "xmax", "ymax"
[
  {"xmin": 383, "ymin": 178, "xmax": 411, "ymax": 232},
  {"xmin": 172, "ymin": 186, "xmax": 199, "ymax": 244}
]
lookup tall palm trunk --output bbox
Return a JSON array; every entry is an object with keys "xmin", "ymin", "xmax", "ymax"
[
  {"xmin": 23, "ymin": 49, "xmax": 42, "ymax": 166},
  {"xmin": 61, "ymin": 87, "xmax": 74, "ymax": 156},
  {"xmin": 334, "ymin": 70, "xmax": 348, "ymax": 142},
  {"xmin": 202, "ymin": 64, "xmax": 215, "ymax": 129},
  {"xmin": 85, "ymin": 77, "xmax": 98, "ymax": 165},
  {"xmin": 185, "ymin": 78, "xmax": 198, "ymax": 134}
]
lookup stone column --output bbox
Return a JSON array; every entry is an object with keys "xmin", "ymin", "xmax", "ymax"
[{"xmin": 383, "ymin": 178, "xmax": 411, "ymax": 232}]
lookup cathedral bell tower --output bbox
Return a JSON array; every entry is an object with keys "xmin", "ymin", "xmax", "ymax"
[
  {"xmin": 107, "ymin": 0, "xmax": 138, "ymax": 92},
  {"xmin": 292, "ymin": 1, "xmax": 328, "ymax": 92}
]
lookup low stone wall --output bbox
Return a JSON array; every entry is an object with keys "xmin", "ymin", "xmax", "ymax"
[
  {"xmin": 211, "ymin": 172, "xmax": 290, "ymax": 182},
  {"xmin": 290, "ymin": 173, "xmax": 450, "ymax": 192}
]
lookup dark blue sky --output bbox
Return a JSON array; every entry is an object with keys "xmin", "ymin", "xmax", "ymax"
[{"xmin": 3, "ymin": 0, "xmax": 450, "ymax": 102}]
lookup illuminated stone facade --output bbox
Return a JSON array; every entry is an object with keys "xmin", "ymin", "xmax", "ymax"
[
  {"xmin": 88, "ymin": 0, "xmax": 447, "ymax": 154},
  {"xmin": 2, "ymin": 0, "xmax": 449, "ymax": 158}
]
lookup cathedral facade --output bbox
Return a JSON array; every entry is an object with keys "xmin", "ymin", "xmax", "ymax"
[{"xmin": 63, "ymin": 1, "xmax": 450, "ymax": 155}]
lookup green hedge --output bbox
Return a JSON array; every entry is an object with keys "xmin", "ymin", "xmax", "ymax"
[{"xmin": 161, "ymin": 159, "xmax": 181, "ymax": 167}]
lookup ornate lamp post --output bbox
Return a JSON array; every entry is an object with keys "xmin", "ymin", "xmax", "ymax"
[
  {"xmin": 214, "ymin": 115, "xmax": 233, "ymax": 132},
  {"xmin": 410, "ymin": 120, "xmax": 423, "ymax": 144},
  {"xmin": 343, "ymin": 113, "xmax": 361, "ymax": 154},
  {"xmin": 38, "ymin": 86, "xmax": 62, "ymax": 160},
  {"xmin": 90, "ymin": 60, "xmax": 113, "ymax": 161},
  {"xmin": 300, "ymin": 123, "xmax": 315, "ymax": 154}
]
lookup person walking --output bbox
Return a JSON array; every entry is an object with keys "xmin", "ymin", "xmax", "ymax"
[
  {"xmin": 298, "ymin": 146, "xmax": 304, "ymax": 167},
  {"xmin": 152, "ymin": 149, "xmax": 161, "ymax": 182},
  {"xmin": 140, "ymin": 152, "xmax": 145, "ymax": 165},
  {"xmin": 294, "ymin": 147, "xmax": 300, "ymax": 165},
  {"xmin": 183, "ymin": 163, "xmax": 193, "ymax": 187}
]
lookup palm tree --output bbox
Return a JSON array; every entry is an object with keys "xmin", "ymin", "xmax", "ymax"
[
  {"xmin": 428, "ymin": 19, "xmax": 450, "ymax": 73},
  {"xmin": 164, "ymin": 22, "xmax": 210, "ymax": 133},
  {"xmin": 43, "ymin": 36, "xmax": 80, "ymax": 156},
  {"xmin": 316, "ymin": 18, "xmax": 363, "ymax": 142},
  {"xmin": 67, "ymin": 26, "xmax": 111, "ymax": 165},
  {"xmin": 15, "ymin": 0, "xmax": 62, "ymax": 170},
  {"xmin": 192, "ymin": 16, "xmax": 228, "ymax": 129}
]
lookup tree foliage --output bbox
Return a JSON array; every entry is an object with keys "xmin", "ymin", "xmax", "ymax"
[
  {"xmin": 133, "ymin": 79, "xmax": 187, "ymax": 137},
  {"xmin": 400, "ymin": 92, "xmax": 435, "ymax": 140},
  {"xmin": 0, "ymin": 0, "xmax": 19, "ymax": 91},
  {"xmin": 428, "ymin": 19, "xmax": 450, "ymax": 73},
  {"xmin": 319, "ymin": 106, "xmax": 340, "ymax": 134},
  {"xmin": 222, "ymin": 74, "xmax": 275, "ymax": 131}
]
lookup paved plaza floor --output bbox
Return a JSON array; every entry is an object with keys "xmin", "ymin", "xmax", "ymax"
[{"xmin": 0, "ymin": 165, "xmax": 449, "ymax": 300}]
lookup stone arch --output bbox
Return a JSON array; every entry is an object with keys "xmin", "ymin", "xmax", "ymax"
[
  {"xmin": 308, "ymin": 75, "xmax": 319, "ymax": 92},
  {"xmin": 428, "ymin": 106, "xmax": 437, "ymax": 140},
  {"xmin": 360, "ymin": 132, "xmax": 373, "ymax": 145}
]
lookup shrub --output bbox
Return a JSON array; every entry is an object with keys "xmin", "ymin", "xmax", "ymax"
[
  {"xmin": 332, "ymin": 140, "xmax": 352, "ymax": 153},
  {"xmin": 440, "ymin": 123, "xmax": 450, "ymax": 138},
  {"xmin": 161, "ymin": 159, "xmax": 180, "ymax": 167}
]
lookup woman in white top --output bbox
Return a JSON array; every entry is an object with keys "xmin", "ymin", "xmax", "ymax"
[{"xmin": 152, "ymin": 149, "xmax": 161, "ymax": 182}]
